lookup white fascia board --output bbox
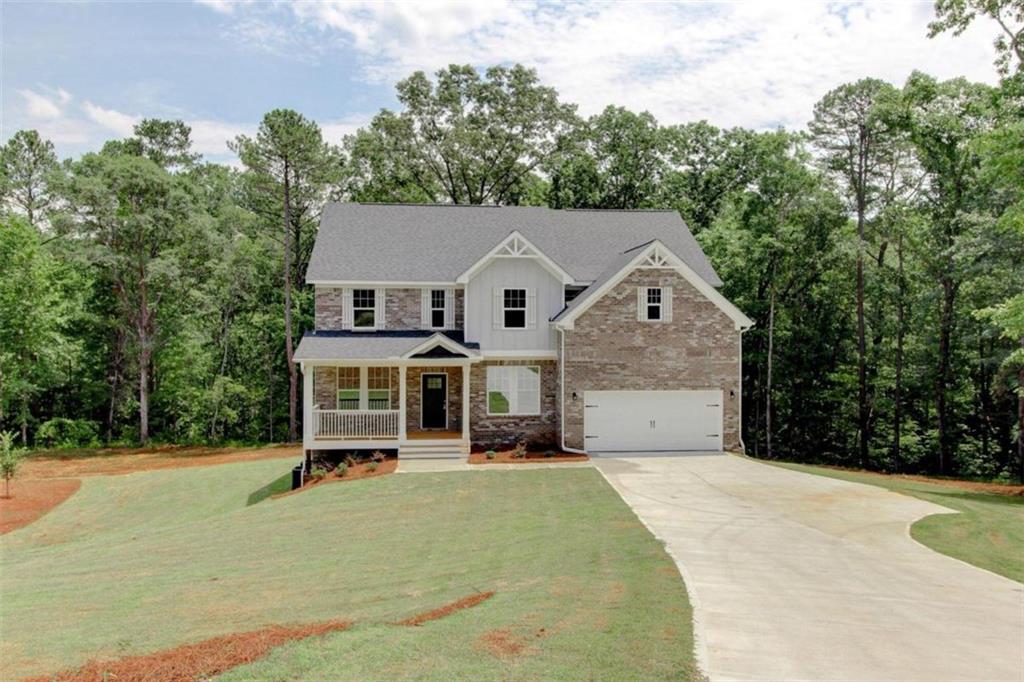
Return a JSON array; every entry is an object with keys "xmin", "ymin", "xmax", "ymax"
[
  {"xmin": 480, "ymin": 349, "xmax": 558, "ymax": 359},
  {"xmin": 554, "ymin": 240, "xmax": 754, "ymax": 331},
  {"xmin": 308, "ymin": 280, "xmax": 462, "ymax": 288},
  {"xmin": 456, "ymin": 230, "xmax": 574, "ymax": 285}
]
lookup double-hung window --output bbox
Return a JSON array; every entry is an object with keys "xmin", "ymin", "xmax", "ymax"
[
  {"xmin": 367, "ymin": 367, "xmax": 391, "ymax": 410},
  {"xmin": 503, "ymin": 288, "xmax": 527, "ymax": 329},
  {"xmin": 638, "ymin": 286, "xmax": 672, "ymax": 322},
  {"xmin": 430, "ymin": 289, "xmax": 447, "ymax": 329},
  {"xmin": 353, "ymin": 289, "xmax": 376, "ymax": 329},
  {"xmin": 486, "ymin": 365, "xmax": 540, "ymax": 415},
  {"xmin": 337, "ymin": 367, "xmax": 360, "ymax": 410}
]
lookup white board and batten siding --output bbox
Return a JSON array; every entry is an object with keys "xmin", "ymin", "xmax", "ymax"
[
  {"xmin": 584, "ymin": 390, "xmax": 724, "ymax": 452},
  {"xmin": 464, "ymin": 258, "xmax": 563, "ymax": 351}
]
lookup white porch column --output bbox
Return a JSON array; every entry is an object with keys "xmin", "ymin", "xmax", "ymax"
[
  {"xmin": 399, "ymin": 365, "xmax": 407, "ymax": 441},
  {"xmin": 461, "ymin": 363, "xmax": 470, "ymax": 440},
  {"xmin": 302, "ymin": 364, "xmax": 313, "ymax": 449}
]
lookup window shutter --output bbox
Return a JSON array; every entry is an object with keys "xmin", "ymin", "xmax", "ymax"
[
  {"xmin": 375, "ymin": 288, "xmax": 386, "ymax": 330},
  {"xmin": 637, "ymin": 287, "xmax": 646, "ymax": 322},
  {"xmin": 444, "ymin": 288, "xmax": 455, "ymax": 329},
  {"xmin": 420, "ymin": 288, "xmax": 430, "ymax": 329},
  {"xmin": 663, "ymin": 286, "xmax": 673, "ymax": 322},
  {"xmin": 342, "ymin": 288, "xmax": 353, "ymax": 329},
  {"xmin": 527, "ymin": 289, "xmax": 537, "ymax": 329},
  {"xmin": 493, "ymin": 288, "xmax": 502, "ymax": 329}
]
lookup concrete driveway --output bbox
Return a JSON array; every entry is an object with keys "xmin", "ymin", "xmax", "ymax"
[{"xmin": 593, "ymin": 452, "xmax": 1024, "ymax": 682}]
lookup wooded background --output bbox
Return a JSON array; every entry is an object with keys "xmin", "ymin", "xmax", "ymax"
[{"xmin": 2, "ymin": 3, "xmax": 1022, "ymax": 480}]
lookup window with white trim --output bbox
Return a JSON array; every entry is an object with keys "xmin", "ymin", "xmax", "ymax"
[
  {"xmin": 353, "ymin": 289, "xmax": 376, "ymax": 329},
  {"xmin": 503, "ymin": 288, "xmax": 527, "ymax": 329},
  {"xmin": 486, "ymin": 365, "xmax": 540, "ymax": 415},
  {"xmin": 638, "ymin": 286, "xmax": 672, "ymax": 322},
  {"xmin": 430, "ymin": 289, "xmax": 447, "ymax": 329},
  {"xmin": 367, "ymin": 367, "xmax": 391, "ymax": 410},
  {"xmin": 646, "ymin": 287, "xmax": 663, "ymax": 321},
  {"xmin": 336, "ymin": 367, "xmax": 360, "ymax": 410}
]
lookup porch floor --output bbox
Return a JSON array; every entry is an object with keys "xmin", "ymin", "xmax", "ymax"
[{"xmin": 406, "ymin": 430, "xmax": 463, "ymax": 440}]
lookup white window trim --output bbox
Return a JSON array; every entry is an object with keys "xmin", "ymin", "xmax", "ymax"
[
  {"xmin": 500, "ymin": 287, "xmax": 530, "ymax": 330},
  {"xmin": 638, "ymin": 286, "xmax": 672, "ymax": 323},
  {"xmin": 352, "ymin": 288, "xmax": 377, "ymax": 331},
  {"xmin": 335, "ymin": 366, "xmax": 392, "ymax": 410},
  {"xmin": 486, "ymin": 365, "xmax": 542, "ymax": 417},
  {"xmin": 429, "ymin": 288, "xmax": 448, "ymax": 330}
]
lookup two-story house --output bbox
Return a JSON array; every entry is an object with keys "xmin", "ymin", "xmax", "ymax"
[{"xmin": 294, "ymin": 203, "xmax": 753, "ymax": 461}]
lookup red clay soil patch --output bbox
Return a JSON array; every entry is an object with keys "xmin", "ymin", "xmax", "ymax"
[
  {"xmin": 0, "ymin": 478, "xmax": 81, "ymax": 534},
  {"xmin": 21, "ymin": 445, "xmax": 300, "ymax": 479},
  {"xmin": 812, "ymin": 464, "xmax": 1024, "ymax": 497},
  {"xmin": 23, "ymin": 620, "xmax": 351, "ymax": 682},
  {"xmin": 468, "ymin": 449, "xmax": 588, "ymax": 464},
  {"xmin": 476, "ymin": 628, "xmax": 538, "ymax": 658},
  {"xmin": 396, "ymin": 591, "xmax": 495, "ymax": 626},
  {"xmin": 273, "ymin": 459, "xmax": 398, "ymax": 499}
]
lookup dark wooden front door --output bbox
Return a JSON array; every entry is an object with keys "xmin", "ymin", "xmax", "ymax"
[{"xmin": 421, "ymin": 374, "xmax": 447, "ymax": 429}]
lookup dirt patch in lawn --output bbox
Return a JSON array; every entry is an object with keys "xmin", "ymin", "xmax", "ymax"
[
  {"xmin": 476, "ymin": 626, "xmax": 548, "ymax": 658},
  {"xmin": 21, "ymin": 444, "xmax": 300, "ymax": 479},
  {"xmin": 468, "ymin": 449, "xmax": 588, "ymax": 464},
  {"xmin": 273, "ymin": 459, "xmax": 397, "ymax": 499},
  {"xmin": 0, "ymin": 478, "xmax": 81, "ymax": 534},
  {"xmin": 396, "ymin": 591, "xmax": 495, "ymax": 626},
  {"xmin": 23, "ymin": 619, "xmax": 351, "ymax": 682}
]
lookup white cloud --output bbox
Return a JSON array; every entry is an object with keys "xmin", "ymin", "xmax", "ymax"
[
  {"xmin": 321, "ymin": 115, "xmax": 372, "ymax": 144},
  {"xmin": 205, "ymin": 0, "xmax": 1003, "ymax": 130},
  {"xmin": 19, "ymin": 88, "xmax": 64, "ymax": 120},
  {"xmin": 82, "ymin": 101, "xmax": 140, "ymax": 136},
  {"xmin": 188, "ymin": 119, "xmax": 256, "ymax": 156}
]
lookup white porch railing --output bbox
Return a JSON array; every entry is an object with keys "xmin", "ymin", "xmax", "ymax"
[{"xmin": 314, "ymin": 409, "xmax": 400, "ymax": 439}]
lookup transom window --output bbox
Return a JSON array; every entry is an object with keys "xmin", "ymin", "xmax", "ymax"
[
  {"xmin": 486, "ymin": 365, "xmax": 540, "ymax": 415},
  {"xmin": 430, "ymin": 289, "xmax": 446, "ymax": 329},
  {"xmin": 647, "ymin": 287, "xmax": 663, "ymax": 321},
  {"xmin": 353, "ymin": 289, "xmax": 375, "ymax": 329},
  {"xmin": 503, "ymin": 288, "xmax": 527, "ymax": 329},
  {"xmin": 336, "ymin": 367, "xmax": 360, "ymax": 410}
]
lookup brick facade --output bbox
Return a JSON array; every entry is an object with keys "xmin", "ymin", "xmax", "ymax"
[
  {"xmin": 469, "ymin": 360, "xmax": 558, "ymax": 448},
  {"xmin": 561, "ymin": 268, "xmax": 742, "ymax": 451},
  {"xmin": 405, "ymin": 366, "xmax": 464, "ymax": 434},
  {"xmin": 315, "ymin": 286, "xmax": 465, "ymax": 331}
]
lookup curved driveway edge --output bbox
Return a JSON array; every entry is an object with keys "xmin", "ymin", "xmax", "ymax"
[{"xmin": 593, "ymin": 452, "xmax": 1024, "ymax": 682}]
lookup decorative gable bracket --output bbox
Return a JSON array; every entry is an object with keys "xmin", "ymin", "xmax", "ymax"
[{"xmin": 456, "ymin": 230, "xmax": 573, "ymax": 284}]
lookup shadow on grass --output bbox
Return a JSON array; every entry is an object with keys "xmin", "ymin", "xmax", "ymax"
[{"xmin": 247, "ymin": 472, "xmax": 293, "ymax": 506}]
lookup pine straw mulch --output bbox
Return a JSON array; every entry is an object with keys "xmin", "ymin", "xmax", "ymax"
[
  {"xmin": 22, "ymin": 620, "xmax": 351, "ymax": 682},
  {"xmin": 808, "ymin": 464, "xmax": 1024, "ymax": 497},
  {"xmin": 0, "ymin": 478, "xmax": 82, "ymax": 535},
  {"xmin": 468, "ymin": 449, "xmax": 588, "ymax": 464},
  {"xmin": 395, "ymin": 591, "xmax": 495, "ymax": 626},
  {"xmin": 272, "ymin": 459, "xmax": 397, "ymax": 500},
  {"xmin": 21, "ymin": 444, "xmax": 301, "ymax": 479}
]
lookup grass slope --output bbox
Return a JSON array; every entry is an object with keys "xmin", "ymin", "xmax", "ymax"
[
  {"xmin": 774, "ymin": 462, "xmax": 1024, "ymax": 583},
  {"xmin": 1, "ymin": 460, "xmax": 696, "ymax": 680}
]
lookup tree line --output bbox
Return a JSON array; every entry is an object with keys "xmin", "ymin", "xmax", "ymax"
[{"xmin": 1, "ymin": 3, "xmax": 1022, "ymax": 480}]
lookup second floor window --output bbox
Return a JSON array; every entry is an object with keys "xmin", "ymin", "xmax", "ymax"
[
  {"xmin": 430, "ymin": 289, "xmax": 446, "ymax": 329},
  {"xmin": 646, "ymin": 287, "xmax": 663, "ymax": 321},
  {"xmin": 353, "ymin": 289, "xmax": 375, "ymax": 329},
  {"xmin": 503, "ymin": 288, "xmax": 527, "ymax": 329}
]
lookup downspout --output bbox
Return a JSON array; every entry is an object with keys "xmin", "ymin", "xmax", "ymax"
[
  {"xmin": 738, "ymin": 326, "xmax": 749, "ymax": 454},
  {"xmin": 558, "ymin": 327, "xmax": 587, "ymax": 455}
]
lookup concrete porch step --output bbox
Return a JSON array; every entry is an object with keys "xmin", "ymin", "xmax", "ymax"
[{"xmin": 399, "ymin": 441, "xmax": 470, "ymax": 460}]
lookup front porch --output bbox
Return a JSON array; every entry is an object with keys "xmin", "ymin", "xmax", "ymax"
[{"xmin": 303, "ymin": 361, "xmax": 473, "ymax": 456}]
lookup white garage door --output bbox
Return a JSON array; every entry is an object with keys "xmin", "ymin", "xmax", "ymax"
[{"xmin": 584, "ymin": 390, "xmax": 723, "ymax": 452}]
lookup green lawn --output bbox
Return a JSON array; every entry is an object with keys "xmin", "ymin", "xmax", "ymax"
[
  {"xmin": 773, "ymin": 462, "xmax": 1024, "ymax": 583},
  {"xmin": 0, "ymin": 460, "xmax": 696, "ymax": 680}
]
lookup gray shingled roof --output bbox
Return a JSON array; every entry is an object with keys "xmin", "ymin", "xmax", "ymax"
[
  {"xmin": 307, "ymin": 203, "xmax": 722, "ymax": 287},
  {"xmin": 294, "ymin": 330, "xmax": 479, "ymax": 361},
  {"xmin": 550, "ymin": 241, "xmax": 653, "ymax": 322}
]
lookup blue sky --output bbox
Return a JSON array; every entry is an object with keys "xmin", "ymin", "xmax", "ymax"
[{"xmin": 1, "ymin": 1, "xmax": 1001, "ymax": 164}]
